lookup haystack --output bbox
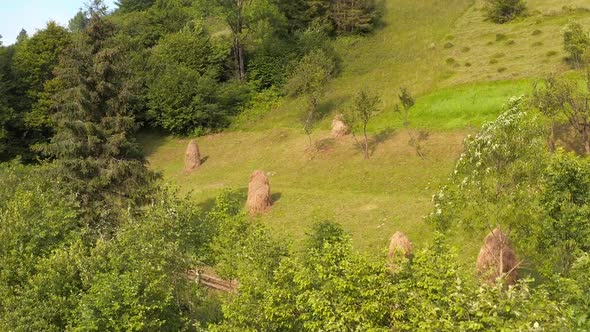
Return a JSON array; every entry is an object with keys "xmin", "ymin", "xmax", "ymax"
[
  {"xmin": 246, "ymin": 170, "xmax": 272, "ymax": 215},
  {"xmin": 476, "ymin": 227, "xmax": 518, "ymax": 285},
  {"xmin": 388, "ymin": 231, "xmax": 412, "ymax": 260},
  {"xmin": 184, "ymin": 140, "xmax": 201, "ymax": 172},
  {"xmin": 331, "ymin": 114, "xmax": 349, "ymax": 138}
]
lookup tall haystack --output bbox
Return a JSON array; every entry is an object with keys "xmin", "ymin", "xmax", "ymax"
[
  {"xmin": 246, "ymin": 170, "xmax": 272, "ymax": 215},
  {"xmin": 476, "ymin": 227, "xmax": 519, "ymax": 285},
  {"xmin": 331, "ymin": 114, "xmax": 349, "ymax": 138},
  {"xmin": 388, "ymin": 231, "xmax": 412, "ymax": 260},
  {"xmin": 184, "ymin": 140, "xmax": 201, "ymax": 172}
]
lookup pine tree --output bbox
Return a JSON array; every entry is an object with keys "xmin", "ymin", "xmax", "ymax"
[{"xmin": 40, "ymin": 9, "xmax": 154, "ymax": 233}]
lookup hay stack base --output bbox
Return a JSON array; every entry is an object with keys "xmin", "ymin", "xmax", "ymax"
[
  {"xmin": 246, "ymin": 170, "xmax": 272, "ymax": 215},
  {"xmin": 476, "ymin": 227, "xmax": 518, "ymax": 285},
  {"xmin": 331, "ymin": 115, "xmax": 349, "ymax": 138},
  {"xmin": 388, "ymin": 231, "xmax": 412, "ymax": 260},
  {"xmin": 185, "ymin": 140, "xmax": 201, "ymax": 172}
]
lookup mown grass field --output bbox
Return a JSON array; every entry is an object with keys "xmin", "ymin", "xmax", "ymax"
[
  {"xmin": 142, "ymin": 0, "xmax": 590, "ymax": 258},
  {"xmin": 142, "ymin": 129, "xmax": 467, "ymax": 255}
]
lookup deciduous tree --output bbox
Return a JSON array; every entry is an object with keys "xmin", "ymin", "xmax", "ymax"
[{"xmin": 347, "ymin": 89, "xmax": 380, "ymax": 159}]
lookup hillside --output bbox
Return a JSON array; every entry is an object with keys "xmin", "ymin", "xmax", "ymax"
[
  {"xmin": 3, "ymin": 0, "xmax": 590, "ymax": 329},
  {"xmin": 143, "ymin": 0, "xmax": 590, "ymax": 256}
]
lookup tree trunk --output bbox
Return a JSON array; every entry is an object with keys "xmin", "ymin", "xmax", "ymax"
[
  {"xmin": 584, "ymin": 132, "xmax": 590, "ymax": 155},
  {"xmin": 233, "ymin": 0, "xmax": 245, "ymax": 81},
  {"xmin": 236, "ymin": 39, "xmax": 245, "ymax": 81}
]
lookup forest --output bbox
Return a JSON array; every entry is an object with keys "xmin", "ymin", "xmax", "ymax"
[{"xmin": 1, "ymin": 0, "xmax": 590, "ymax": 330}]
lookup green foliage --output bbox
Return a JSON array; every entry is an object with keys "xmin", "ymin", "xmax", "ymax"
[
  {"xmin": 563, "ymin": 22, "xmax": 590, "ymax": 68},
  {"xmin": 285, "ymin": 49, "xmax": 335, "ymax": 100},
  {"xmin": 330, "ymin": 0, "xmax": 381, "ymax": 34},
  {"xmin": 286, "ymin": 48, "xmax": 335, "ymax": 146},
  {"xmin": 306, "ymin": 0, "xmax": 380, "ymax": 34},
  {"xmin": 151, "ymin": 25, "xmax": 226, "ymax": 77},
  {"xmin": 12, "ymin": 21, "xmax": 71, "ymax": 98},
  {"xmin": 429, "ymin": 96, "xmax": 590, "ymax": 278},
  {"xmin": 484, "ymin": 0, "xmax": 527, "ymax": 24},
  {"xmin": 0, "ymin": 73, "xmax": 14, "ymax": 159},
  {"xmin": 215, "ymin": 229, "xmax": 574, "ymax": 331},
  {"xmin": 39, "ymin": 13, "xmax": 155, "ymax": 233},
  {"xmin": 533, "ymin": 74, "xmax": 590, "ymax": 155},
  {"xmin": 208, "ymin": 190, "xmax": 287, "ymax": 330},
  {"xmin": 347, "ymin": 89, "xmax": 381, "ymax": 158},
  {"xmin": 73, "ymin": 190, "xmax": 209, "ymax": 331},
  {"xmin": 538, "ymin": 152, "xmax": 590, "ymax": 274},
  {"xmin": 0, "ymin": 179, "xmax": 218, "ymax": 330},
  {"xmin": 305, "ymin": 220, "xmax": 347, "ymax": 249},
  {"xmin": 392, "ymin": 235, "xmax": 571, "ymax": 331},
  {"xmin": 115, "ymin": 0, "xmax": 155, "ymax": 13},
  {"xmin": 146, "ymin": 25, "xmax": 248, "ymax": 135},
  {"xmin": 214, "ymin": 232, "xmax": 395, "ymax": 331},
  {"xmin": 271, "ymin": 0, "xmax": 310, "ymax": 32},
  {"xmin": 430, "ymin": 96, "xmax": 548, "ymax": 232},
  {"xmin": 0, "ymin": 163, "xmax": 79, "ymax": 321},
  {"xmin": 394, "ymin": 86, "xmax": 415, "ymax": 127},
  {"xmin": 208, "ymin": 0, "xmax": 286, "ymax": 80},
  {"xmin": 68, "ymin": 10, "xmax": 89, "ymax": 33}
]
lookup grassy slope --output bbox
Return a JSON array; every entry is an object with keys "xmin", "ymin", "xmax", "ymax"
[
  {"xmin": 143, "ymin": 0, "xmax": 590, "ymax": 257},
  {"xmin": 142, "ymin": 129, "xmax": 466, "ymax": 254}
]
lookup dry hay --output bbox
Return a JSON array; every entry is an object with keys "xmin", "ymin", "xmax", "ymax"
[
  {"xmin": 331, "ymin": 114, "xmax": 349, "ymax": 138},
  {"xmin": 246, "ymin": 170, "xmax": 272, "ymax": 215},
  {"xmin": 476, "ymin": 227, "xmax": 519, "ymax": 285},
  {"xmin": 388, "ymin": 231, "xmax": 412, "ymax": 260},
  {"xmin": 184, "ymin": 140, "xmax": 201, "ymax": 172}
]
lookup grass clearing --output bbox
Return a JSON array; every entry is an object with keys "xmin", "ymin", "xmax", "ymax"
[
  {"xmin": 368, "ymin": 79, "xmax": 532, "ymax": 132},
  {"xmin": 141, "ymin": 129, "xmax": 467, "ymax": 256}
]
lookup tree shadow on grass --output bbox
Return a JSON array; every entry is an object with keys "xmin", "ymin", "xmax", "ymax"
[
  {"xmin": 315, "ymin": 137, "xmax": 336, "ymax": 152},
  {"xmin": 136, "ymin": 128, "xmax": 169, "ymax": 158},
  {"xmin": 352, "ymin": 128, "xmax": 397, "ymax": 157}
]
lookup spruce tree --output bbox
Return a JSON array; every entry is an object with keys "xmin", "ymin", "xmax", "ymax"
[{"xmin": 40, "ymin": 8, "xmax": 154, "ymax": 233}]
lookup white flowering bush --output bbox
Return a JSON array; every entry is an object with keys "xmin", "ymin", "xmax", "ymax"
[{"xmin": 429, "ymin": 97, "xmax": 549, "ymax": 239}]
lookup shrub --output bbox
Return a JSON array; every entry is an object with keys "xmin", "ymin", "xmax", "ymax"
[
  {"xmin": 506, "ymin": 39, "xmax": 515, "ymax": 45},
  {"xmin": 532, "ymin": 29, "xmax": 543, "ymax": 35},
  {"xmin": 485, "ymin": 0, "xmax": 527, "ymax": 23},
  {"xmin": 490, "ymin": 58, "xmax": 499, "ymax": 64},
  {"xmin": 563, "ymin": 22, "xmax": 590, "ymax": 67},
  {"xmin": 444, "ymin": 42, "xmax": 454, "ymax": 49},
  {"xmin": 497, "ymin": 67, "xmax": 507, "ymax": 72},
  {"xmin": 461, "ymin": 46, "xmax": 471, "ymax": 52},
  {"xmin": 546, "ymin": 50, "xmax": 558, "ymax": 57}
]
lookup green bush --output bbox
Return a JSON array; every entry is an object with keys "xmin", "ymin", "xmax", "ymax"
[
  {"xmin": 146, "ymin": 26, "xmax": 249, "ymax": 135},
  {"xmin": 485, "ymin": 0, "xmax": 527, "ymax": 23},
  {"xmin": 563, "ymin": 22, "xmax": 590, "ymax": 68}
]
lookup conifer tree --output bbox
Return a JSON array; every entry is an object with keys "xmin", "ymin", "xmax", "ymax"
[{"xmin": 40, "ymin": 5, "xmax": 154, "ymax": 233}]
